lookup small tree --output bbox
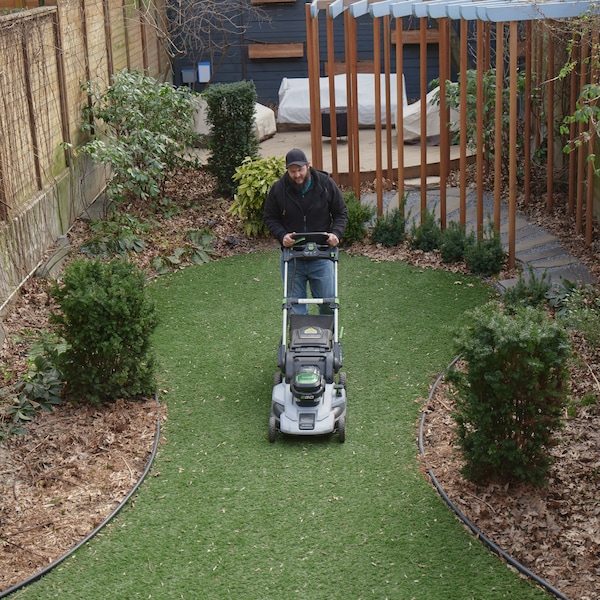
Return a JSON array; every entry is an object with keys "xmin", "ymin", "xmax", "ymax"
[
  {"xmin": 50, "ymin": 258, "xmax": 159, "ymax": 406},
  {"xmin": 80, "ymin": 69, "xmax": 199, "ymax": 208},
  {"xmin": 448, "ymin": 302, "xmax": 570, "ymax": 486},
  {"xmin": 204, "ymin": 81, "xmax": 259, "ymax": 197}
]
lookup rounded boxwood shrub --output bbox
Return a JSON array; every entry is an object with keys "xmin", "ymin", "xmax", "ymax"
[{"xmin": 50, "ymin": 258, "xmax": 159, "ymax": 405}]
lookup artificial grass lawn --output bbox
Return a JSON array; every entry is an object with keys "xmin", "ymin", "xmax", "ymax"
[{"xmin": 13, "ymin": 251, "xmax": 552, "ymax": 599}]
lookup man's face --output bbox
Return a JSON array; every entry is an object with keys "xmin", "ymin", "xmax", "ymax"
[{"xmin": 287, "ymin": 163, "xmax": 310, "ymax": 185}]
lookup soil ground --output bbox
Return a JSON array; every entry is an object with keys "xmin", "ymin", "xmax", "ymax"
[{"xmin": 1, "ymin": 167, "xmax": 599, "ymax": 598}]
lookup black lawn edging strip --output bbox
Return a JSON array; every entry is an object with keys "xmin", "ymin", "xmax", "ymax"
[
  {"xmin": 419, "ymin": 359, "xmax": 572, "ymax": 600},
  {"xmin": 0, "ymin": 393, "xmax": 162, "ymax": 599}
]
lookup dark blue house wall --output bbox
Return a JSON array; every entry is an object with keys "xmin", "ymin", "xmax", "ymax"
[{"xmin": 173, "ymin": 3, "xmax": 444, "ymax": 107}]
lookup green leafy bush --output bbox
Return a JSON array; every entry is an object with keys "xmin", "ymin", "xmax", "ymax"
[
  {"xmin": 408, "ymin": 206, "xmax": 441, "ymax": 251},
  {"xmin": 342, "ymin": 191, "xmax": 376, "ymax": 245},
  {"xmin": 464, "ymin": 223, "xmax": 505, "ymax": 276},
  {"xmin": 50, "ymin": 259, "xmax": 159, "ymax": 405},
  {"xmin": 80, "ymin": 69, "xmax": 199, "ymax": 207},
  {"xmin": 230, "ymin": 155, "xmax": 285, "ymax": 236},
  {"xmin": 151, "ymin": 229, "xmax": 215, "ymax": 274},
  {"xmin": 448, "ymin": 302, "xmax": 570, "ymax": 486},
  {"xmin": 80, "ymin": 212, "xmax": 149, "ymax": 258},
  {"xmin": 204, "ymin": 81, "xmax": 259, "ymax": 197},
  {"xmin": 0, "ymin": 332, "xmax": 67, "ymax": 439},
  {"xmin": 439, "ymin": 220, "xmax": 468, "ymax": 263},
  {"xmin": 503, "ymin": 266, "xmax": 552, "ymax": 312}
]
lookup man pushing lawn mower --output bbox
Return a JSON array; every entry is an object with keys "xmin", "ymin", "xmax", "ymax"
[
  {"xmin": 263, "ymin": 149, "xmax": 349, "ymax": 442},
  {"xmin": 263, "ymin": 148, "xmax": 348, "ymax": 314}
]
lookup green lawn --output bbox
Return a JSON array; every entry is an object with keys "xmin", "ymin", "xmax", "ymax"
[{"xmin": 10, "ymin": 251, "xmax": 551, "ymax": 599}]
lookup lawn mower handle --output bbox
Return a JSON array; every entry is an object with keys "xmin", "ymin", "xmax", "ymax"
[{"xmin": 283, "ymin": 232, "xmax": 338, "ymax": 261}]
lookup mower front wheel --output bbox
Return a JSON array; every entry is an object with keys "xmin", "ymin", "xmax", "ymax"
[
  {"xmin": 268, "ymin": 416, "xmax": 278, "ymax": 443},
  {"xmin": 337, "ymin": 415, "xmax": 346, "ymax": 443}
]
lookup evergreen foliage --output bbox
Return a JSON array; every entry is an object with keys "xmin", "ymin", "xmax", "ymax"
[
  {"xmin": 50, "ymin": 259, "xmax": 159, "ymax": 405},
  {"xmin": 448, "ymin": 302, "xmax": 570, "ymax": 486},
  {"xmin": 204, "ymin": 81, "xmax": 259, "ymax": 197}
]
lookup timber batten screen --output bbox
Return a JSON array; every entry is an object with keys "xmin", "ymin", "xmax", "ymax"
[{"xmin": 306, "ymin": 0, "xmax": 600, "ymax": 269}]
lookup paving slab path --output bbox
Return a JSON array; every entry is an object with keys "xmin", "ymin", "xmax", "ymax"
[{"xmin": 362, "ymin": 186, "xmax": 596, "ymax": 290}]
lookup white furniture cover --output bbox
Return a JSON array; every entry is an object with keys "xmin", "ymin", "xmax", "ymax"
[
  {"xmin": 277, "ymin": 74, "xmax": 407, "ymax": 127},
  {"xmin": 401, "ymin": 87, "xmax": 460, "ymax": 142},
  {"xmin": 277, "ymin": 75, "xmax": 459, "ymax": 143}
]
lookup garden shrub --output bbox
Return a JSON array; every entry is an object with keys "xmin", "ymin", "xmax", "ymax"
[
  {"xmin": 557, "ymin": 284, "xmax": 600, "ymax": 347},
  {"xmin": 230, "ymin": 155, "xmax": 285, "ymax": 236},
  {"xmin": 502, "ymin": 266, "xmax": 552, "ymax": 312},
  {"xmin": 463, "ymin": 223, "xmax": 505, "ymax": 276},
  {"xmin": 80, "ymin": 69, "xmax": 199, "ymax": 208},
  {"xmin": 448, "ymin": 302, "xmax": 570, "ymax": 486},
  {"xmin": 342, "ymin": 191, "xmax": 376, "ymax": 245},
  {"xmin": 439, "ymin": 220, "xmax": 468, "ymax": 263},
  {"xmin": 371, "ymin": 205, "xmax": 407, "ymax": 247},
  {"xmin": 204, "ymin": 81, "xmax": 259, "ymax": 197},
  {"xmin": 50, "ymin": 258, "xmax": 159, "ymax": 405},
  {"xmin": 408, "ymin": 206, "xmax": 442, "ymax": 251}
]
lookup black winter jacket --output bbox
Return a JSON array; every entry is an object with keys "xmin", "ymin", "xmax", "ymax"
[{"xmin": 263, "ymin": 167, "xmax": 348, "ymax": 245}]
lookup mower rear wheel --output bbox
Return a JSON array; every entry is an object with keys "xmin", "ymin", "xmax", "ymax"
[
  {"xmin": 337, "ymin": 415, "xmax": 346, "ymax": 443},
  {"xmin": 268, "ymin": 416, "xmax": 278, "ymax": 442},
  {"xmin": 338, "ymin": 371, "xmax": 347, "ymax": 388},
  {"xmin": 274, "ymin": 371, "xmax": 282, "ymax": 385}
]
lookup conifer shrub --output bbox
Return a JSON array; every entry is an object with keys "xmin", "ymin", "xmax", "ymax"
[
  {"xmin": 502, "ymin": 266, "xmax": 552, "ymax": 312},
  {"xmin": 463, "ymin": 223, "xmax": 505, "ymax": 276},
  {"xmin": 371, "ymin": 206, "xmax": 407, "ymax": 247},
  {"xmin": 408, "ymin": 206, "xmax": 442, "ymax": 251},
  {"xmin": 49, "ymin": 258, "xmax": 159, "ymax": 406},
  {"xmin": 439, "ymin": 220, "xmax": 468, "ymax": 263},
  {"xmin": 342, "ymin": 191, "xmax": 376, "ymax": 245},
  {"xmin": 447, "ymin": 302, "xmax": 570, "ymax": 486}
]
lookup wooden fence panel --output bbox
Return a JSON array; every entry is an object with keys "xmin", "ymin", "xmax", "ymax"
[
  {"xmin": 108, "ymin": 0, "xmax": 129, "ymax": 71},
  {"xmin": 0, "ymin": 15, "xmax": 39, "ymax": 210},
  {"xmin": 25, "ymin": 13, "xmax": 67, "ymax": 188},
  {"xmin": 0, "ymin": 0, "xmax": 170, "ymax": 309},
  {"xmin": 124, "ymin": 0, "xmax": 145, "ymax": 72},
  {"xmin": 85, "ymin": 0, "xmax": 110, "ymax": 85},
  {"xmin": 58, "ymin": 0, "xmax": 91, "ymax": 147}
]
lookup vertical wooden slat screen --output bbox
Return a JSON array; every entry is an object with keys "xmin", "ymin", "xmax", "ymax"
[
  {"xmin": 508, "ymin": 20, "xmax": 518, "ymax": 270},
  {"xmin": 305, "ymin": 1, "xmax": 598, "ymax": 260},
  {"xmin": 493, "ymin": 22, "xmax": 504, "ymax": 231}
]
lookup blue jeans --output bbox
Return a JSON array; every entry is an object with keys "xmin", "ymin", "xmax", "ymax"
[{"xmin": 281, "ymin": 256, "xmax": 334, "ymax": 314}]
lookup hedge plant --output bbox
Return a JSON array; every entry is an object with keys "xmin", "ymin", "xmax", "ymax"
[
  {"xmin": 49, "ymin": 258, "xmax": 159, "ymax": 406},
  {"xmin": 204, "ymin": 81, "xmax": 259, "ymax": 197},
  {"xmin": 447, "ymin": 302, "xmax": 570, "ymax": 486}
]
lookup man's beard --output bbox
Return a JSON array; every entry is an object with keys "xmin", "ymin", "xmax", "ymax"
[{"xmin": 289, "ymin": 172, "xmax": 311, "ymax": 193}]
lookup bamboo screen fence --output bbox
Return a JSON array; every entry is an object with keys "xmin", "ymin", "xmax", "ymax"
[
  {"xmin": 0, "ymin": 0, "xmax": 168, "ymax": 309},
  {"xmin": 306, "ymin": 0, "xmax": 600, "ymax": 270}
]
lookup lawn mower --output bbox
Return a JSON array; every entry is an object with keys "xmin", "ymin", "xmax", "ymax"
[{"xmin": 268, "ymin": 232, "xmax": 347, "ymax": 443}]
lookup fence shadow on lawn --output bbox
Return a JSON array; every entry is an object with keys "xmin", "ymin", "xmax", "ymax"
[{"xmin": 10, "ymin": 251, "xmax": 553, "ymax": 600}]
